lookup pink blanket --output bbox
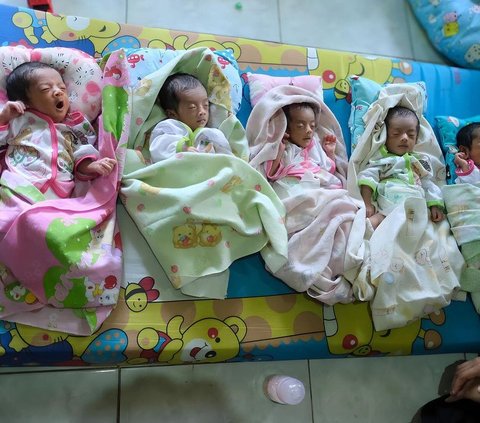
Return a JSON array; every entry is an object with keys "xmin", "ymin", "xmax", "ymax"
[
  {"xmin": 247, "ymin": 85, "xmax": 363, "ymax": 305},
  {"xmin": 0, "ymin": 50, "xmax": 129, "ymax": 335}
]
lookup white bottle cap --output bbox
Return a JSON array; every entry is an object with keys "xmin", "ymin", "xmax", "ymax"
[{"xmin": 265, "ymin": 375, "xmax": 306, "ymax": 405}]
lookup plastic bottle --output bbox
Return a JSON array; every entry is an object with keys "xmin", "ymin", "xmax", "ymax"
[{"xmin": 264, "ymin": 375, "xmax": 306, "ymax": 405}]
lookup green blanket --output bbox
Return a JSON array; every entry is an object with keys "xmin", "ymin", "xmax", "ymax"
[
  {"xmin": 122, "ymin": 151, "xmax": 288, "ymax": 297},
  {"xmin": 121, "ymin": 47, "xmax": 288, "ymax": 297}
]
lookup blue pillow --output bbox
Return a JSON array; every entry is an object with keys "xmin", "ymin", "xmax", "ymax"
[
  {"xmin": 124, "ymin": 47, "xmax": 242, "ymax": 114},
  {"xmin": 408, "ymin": 0, "xmax": 480, "ymax": 70},
  {"xmin": 435, "ymin": 114, "xmax": 480, "ymax": 184},
  {"xmin": 348, "ymin": 76, "xmax": 427, "ymax": 151}
]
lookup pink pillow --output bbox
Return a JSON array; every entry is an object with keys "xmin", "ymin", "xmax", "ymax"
[
  {"xmin": 0, "ymin": 45, "xmax": 102, "ymax": 122},
  {"xmin": 247, "ymin": 73, "xmax": 324, "ymax": 106}
]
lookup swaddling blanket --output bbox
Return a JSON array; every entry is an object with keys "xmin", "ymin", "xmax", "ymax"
[
  {"xmin": 347, "ymin": 83, "xmax": 463, "ymax": 330},
  {"xmin": 443, "ymin": 182, "xmax": 480, "ymax": 312},
  {"xmin": 0, "ymin": 50, "xmax": 128, "ymax": 335},
  {"xmin": 121, "ymin": 47, "xmax": 288, "ymax": 298},
  {"xmin": 247, "ymin": 85, "xmax": 363, "ymax": 305}
]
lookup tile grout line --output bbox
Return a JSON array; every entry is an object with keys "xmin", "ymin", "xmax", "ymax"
[
  {"xmin": 277, "ymin": 0, "xmax": 283, "ymax": 44},
  {"xmin": 403, "ymin": 0, "xmax": 418, "ymax": 62},
  {"xmin": 308, "ymin": 360, "xmax": 314, "ymax": 423},
  {"xmin": 116, "ymin": 366, "xmax": 122, "ymax": 423}
]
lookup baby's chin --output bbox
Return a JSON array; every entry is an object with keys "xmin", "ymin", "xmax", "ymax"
[{"xmin": 50, "ymin": 110, "xmax": 68, "ymax": 123}]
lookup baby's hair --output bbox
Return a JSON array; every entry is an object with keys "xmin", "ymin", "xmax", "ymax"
[
  {"xmin": 158, "ymin": 72, "xmax": 204, "ymax": 111},
  {"xmin": 283, "ymin": 102, "xmax": 319, "ymax": 127},
  {"xmin": 385, "ymin": 105, "xmax": 420, "ymax": 134},
  {"xmin": 456, "ymin": 122, "xmax": 480, "ymax": 150},
  {"xmin": 6, "ymin": 61, "xmax": 56, "ymax": 103}
]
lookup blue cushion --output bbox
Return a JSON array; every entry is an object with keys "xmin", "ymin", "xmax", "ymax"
[
  {"xmin": 435, "ymin": 114, "xmax": 480, "ymax": 184},
  {"xmin": 408, "ymin": 0, "xmax": 480, "ymax": 69},
  {"xmin": 124, "ymin": 47, "xmax": 242, "ymax": 114},
  {"xmin": 348, "ymin": 76, "xmax": 427, "ymax": 151}
]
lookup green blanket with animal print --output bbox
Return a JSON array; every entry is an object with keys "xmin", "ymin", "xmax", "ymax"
[{"xmin": 121, "ymin": 150, "xmax": 288, "ymax": 298}]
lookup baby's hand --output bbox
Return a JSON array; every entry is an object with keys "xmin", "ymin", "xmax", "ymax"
[
  {"xmin": 0, "ymin": 101, "xmax": 26, "ymax": 125},
  {"xmin": 430, "ymin": 205, "xmax": 445, "ymax": 222},
  {"xmin": 322, "ymin": 134, "xmax": 337, "ymax": 159},
  {"xmin": 365, "ymin": 204, "xmax": 376, "ymax": 218},
  {"xmin": 454, "ymin": 152, "xmax": 470, "ymax": 172},
  {"xmin": 88, "ymin": 158, "xmax": 117, "ymax": 176},
  {"xmin": 282, "ymin": 132, "xmax": 290, "ymax": 144}
]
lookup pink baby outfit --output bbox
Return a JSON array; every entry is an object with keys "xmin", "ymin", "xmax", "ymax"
[{"xmin": 0, "ymin": 109, "xmax": 99, "ymax": 199}]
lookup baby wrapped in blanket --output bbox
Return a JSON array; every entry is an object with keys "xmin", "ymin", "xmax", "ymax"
[
  {"xmin": 347, "ymin": 82, "xmax": 463, "ymax": 331},
  {"xmin": 121, "ymin": 47, "xmax": 288, "ymax": 299},
  {"xmin": 247, "ymin": 85, "xmax": 363, "ymax": 305},
  {"xmin": 0, "ymin": 46, "xmax": 124, "ymax": 335},
  {"xmin": 149, "ymin": 72, "xmax": 233, "ymax": 161},
  {"xmin": 443, "ymin": 122, "xmax": 480, "ymax": 313}
]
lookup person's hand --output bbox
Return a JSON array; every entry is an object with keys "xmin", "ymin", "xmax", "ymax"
[
  {"xmin": 84, "ymin": 158, "xmax": 117, "ymax": 176},
  {"xmin": 322, "ymin": 134, "xmax": 337, "ymax": 160},
  {"xmin": 365, "ymin": 204, "xmax": 376, "ymax": 218},
  {"xmin": 430, "ymin": 205, "xmax": 445, "ymax": 222},
  {"xmin": 282, "ymin": 132, "xmax": 289, "ymax": 144},
  {"xmin": 0, "ymin": 101, "xmax": 26, "ymax": 125},
  {"xmin": 454, "ymin": 151, "xmax": 470, "ymax": 172},
  {"xmin": 446, "ymin": 357, "xmax": 480, "ymax": 403}
]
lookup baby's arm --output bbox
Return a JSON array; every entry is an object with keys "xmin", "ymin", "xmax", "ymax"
[
  {"xmin": 267, "ymin": 134, "xmax": 287, "ymax": 177},
  {"xmin": 322, "ymin": 134, "xmax": 337, "ymax": 161},
  {"xmin": 454, "ymin": 152, "xmax": 470, "ymax": 173},
  {"xmin": 77, "ymin": 157, "xmax": 117, "ymax": 177},
  {"xmin": 429, "ymin": 205, "xmax": 445, "ymax": 222},
  {"xmin": 360, "ymin": 185, "xmax": 376, "ymax": 218},
  {"xmin": 0, "ymin": 101, "xmax": 26, "ymax": 125}
]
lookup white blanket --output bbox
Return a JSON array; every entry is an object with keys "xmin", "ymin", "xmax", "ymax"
[
  {"xmin": 347, "ymin": 83, "xmax": 463, "ymax": 330},
  {"xmin": 247, "ymin": 85, "xmax": 363, "ymax": 305}
]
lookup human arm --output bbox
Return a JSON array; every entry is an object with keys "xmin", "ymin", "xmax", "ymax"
[
  {"xmin": 265, "ymin": 134, "xmax": 287, "ymax": 179},
  {"xmin": 454, "ymin": 151, "xmax": 471, "ymax": 173},
  {"xmin": 360, "ymin": 184, "xmax": 376, "ymax": 218},
  {"xmin": 76, "ymin": 157, "xmax": 117, "ymax": 177},
  {"xmin": 446, "ymin": 357, "xmax": 480, "ymax": 403},
  {"xmin": 322, "ymin": 134, "xmax": 336, "ymax": 162},
  {"xmin": 429, "ymin": 205, "xmax": 445, "ymax": 222},
  {"xmin": 0, "ymin": 101, "xmax": 26, "ymax": 125},
  {"xmin": 454, "ymin": 154, "xmax": 480, "ymax": 184},
  {"xmin": 193, "ymin": 128, "xmax": 233, "ymax": 155},
  {"xmin": 149, "ymin": 119, "xmax": 192, "ymax": 162}
]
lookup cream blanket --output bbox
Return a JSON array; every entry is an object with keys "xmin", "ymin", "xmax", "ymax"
[
  {"xmin": 247, "ymin": 85, "xmax": 363, "ymax": 305},
  {"xmin": 347, "ymin": 83, "xmax": 463, "ymax": 330}
]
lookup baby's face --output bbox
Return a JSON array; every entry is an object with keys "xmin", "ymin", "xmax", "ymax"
[
  {"xmin": 286, "ymin": 105, "xmax": 316, "ymax": 148},
  {"xmin": 466, "ymin": 131, "xmax": 480, "ymax": 166},
  {"xmin": 173, "ymin": 85, "xmax": 209, "ymax": 131},
  {"xmin": 385, "ymin": 114, "xmax": 418, "ymax": 156},
  {"xmin": 26, "ymin": 67, "xmax": 70, "ymax": 123}
]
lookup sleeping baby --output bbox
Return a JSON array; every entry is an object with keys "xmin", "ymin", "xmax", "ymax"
[{"xmin": 149, "ymin": 72, "xmax": 233, "ymax": 162}]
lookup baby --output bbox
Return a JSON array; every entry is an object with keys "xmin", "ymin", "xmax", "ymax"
[
  {"xmin": 0, "ymin": 61, "xmax": 116, "ymax": 199},
  {"xmin": 454, "ymin": 122, "xmax": 480, "ymax": 183},
  {"xmin": 149, "ymin": 72, "xmax": 233, "ymax": 162},
  {"xmin": 266, "ymin": 102, "xmax": 342, "ymax": 188},
  {"xmin": 358, "ymin": 105, "xmax": 444, "ymax": 229}
]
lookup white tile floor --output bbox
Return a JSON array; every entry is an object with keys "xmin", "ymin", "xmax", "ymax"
[{"xmin": 0, "ymin": 0, "xmax": 473, "ymax": 422}]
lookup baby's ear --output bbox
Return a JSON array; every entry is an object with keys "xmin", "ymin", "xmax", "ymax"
[
  {"xmin": 165, "ymin": 109, "xmax": 177, "ymax": 119},
  {"xmin": 459, "ymin": 145, "xmax": 470, "ymax": 157}
]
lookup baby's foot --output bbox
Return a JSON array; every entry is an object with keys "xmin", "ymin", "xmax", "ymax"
[{"xmin": 322, "ymin": 134, "xmax": 337, "ymax": 158}]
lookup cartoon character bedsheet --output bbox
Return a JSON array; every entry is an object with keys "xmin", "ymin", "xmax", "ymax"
[{"xmin": 0, "ymin": 3, "xmax": 479, "ymax": 366}]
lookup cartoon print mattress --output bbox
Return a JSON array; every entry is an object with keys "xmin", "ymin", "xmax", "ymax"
[{"xmin": 0, "ymin": 3, "xmax": 480, "ymax": 366}]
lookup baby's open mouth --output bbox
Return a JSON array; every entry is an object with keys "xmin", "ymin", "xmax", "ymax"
[{"xmin": 56, "ymin": 101, "xmax": 64, "ymax": 110}]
